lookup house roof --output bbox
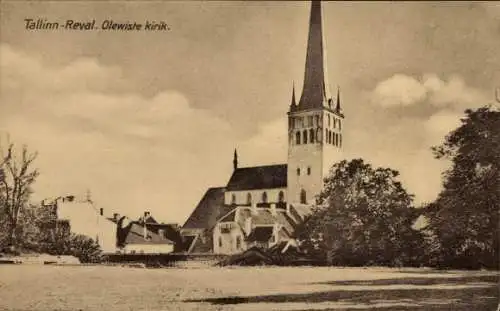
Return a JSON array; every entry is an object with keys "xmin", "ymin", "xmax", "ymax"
[
  {"xmin": 117, "ymin": 222, "xmax": 173, "ymax": 246},
  {"xmin": 247, "ymin": 226, "xmax": 274, "ymax": 243},
  {"xmin": 182, "ymin": 187, "xmax": 233, "ymax": 230},
  {"xmin": 251, "ymin": 209, "xmax": 275, "ymax": 225},
  {"xmin": 226, "ymin": 164, "xmax": 287, "ymax": 191}
]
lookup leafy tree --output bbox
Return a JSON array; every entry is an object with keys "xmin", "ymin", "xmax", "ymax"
[
  {"xmin": 0, "ymin": 142, "xmax": 39, "ymax": 249},
  {"xmin": 428, "ymin": 106, "xmax": 499, "ymax": 269},
  {"xmin": 296, "ymin": 159, "xmax": 424, "ymax": 267},
  {"xmin": 23, "ymin": 203, "xmax": 102, "ymax": 263}
]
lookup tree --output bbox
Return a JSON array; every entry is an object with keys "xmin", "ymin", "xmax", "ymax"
[
  {"xmin": 0, "ymin": 142, "xmax": 39, "ymax": 249},
  {"xmin": 296, "ymin": 159, "xmax": 424, "ymax": 267},
  {"xmin": 20, "ymin": 203, "xmax": 102, "ymax": 262},
  {"xmin": 428, "ymin": 106, "xmax": 499, "ymax": 269}
]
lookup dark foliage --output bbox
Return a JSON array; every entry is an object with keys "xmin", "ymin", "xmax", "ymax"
[
  {"xmin": 427, "ymin": 106, "xmax": 499, "ymax": 269},
  {"xmin": 296, "ymin": 159, "xmax": 425, "ymax": 267}
]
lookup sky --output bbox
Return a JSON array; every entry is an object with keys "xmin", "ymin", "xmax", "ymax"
[{"xmin": 1, "ymin": 1, "xmax": 499, "ymax": 224}]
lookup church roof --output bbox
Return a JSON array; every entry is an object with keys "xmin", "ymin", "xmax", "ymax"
[
  {"xmin": 182, "ymin": 187, "xmax": 233, "ymax": 230},
  {"xmin": 226, "ymin": 164, "xmax": 287, "ymax": 191}
]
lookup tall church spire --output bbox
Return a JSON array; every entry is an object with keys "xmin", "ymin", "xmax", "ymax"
[
  {"xmin": 233, "ymin": 149, "xmax": 238, "ymax": 170},
  {"xmin": 298, "ymin": 0, "xmax": 332, "ymax": 110}
]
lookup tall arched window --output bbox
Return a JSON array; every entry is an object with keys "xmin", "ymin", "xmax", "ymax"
[
  {"xmin": 303, "ymin": 130, "xmax": 308, "ymax": 144},
  {"xmin": 325, "ymin": 129, "xmax": 328, "ymax": 143},
  {"xmin": 339, "ymin": 119, "xmax": 342, "ymax": 130},
  {"xmin": 328, "ymin": 114, "xmax": 331, "ymax": 127},
  {"xmin": 261, "ymin": 192, "xmax": 268, "ymax": 203},
  {"xmin": 218, "ymin": 237, "xmax": 222, "ymax": 248},
  {"xmin": 307, "ymin": 166, "xmax": 311, "ymax": 175},
  {"xmin": 247, "ymin": 193, "xmax": 252, "ymax": 205},
  {"xmin": 300, "ymin": 189, "xmax": 307, "ymax": 204},
  {"xmin": 314, "ymin": 115, "xmax": 320, "ymax": 126},
  {"xmin": 309, "ymin": 128, "xmax": 315, "ymax": 143},
  {"xmin": 339, "ymin": 134, "xmax": 342, "ymax": 147},
  {"xmin": 296, "ymin": 167, "xmax": 300, "ymax": 176},
  {"xmin": 296, "ymin": 131, "xmax": 301, "ymax": 145},
  {"xmin": 278, "ymin": 191, "xmax": 285, "ymax": 202},
  {"xmin": 231, "ymin": 194, "xmax": 236, "ymax": 205}
]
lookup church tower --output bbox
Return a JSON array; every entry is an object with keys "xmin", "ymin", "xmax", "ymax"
[{"xmin": 287, "ymin": 0, "xmax": 344, "ymax": 206}]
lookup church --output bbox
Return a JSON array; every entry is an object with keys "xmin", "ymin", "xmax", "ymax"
[{"xmin": 181, "ymin": 1, "xmax": 344, "ymax": 255}]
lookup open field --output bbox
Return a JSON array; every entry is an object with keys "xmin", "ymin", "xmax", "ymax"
[{"xmin": 0, "ymin": 265, "xmax": 498, "ymax": 311}]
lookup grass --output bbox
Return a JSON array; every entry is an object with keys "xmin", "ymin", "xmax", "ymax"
[{"xmin": 0, "ymin": 265, "xmax": 498, "ymax": 310}]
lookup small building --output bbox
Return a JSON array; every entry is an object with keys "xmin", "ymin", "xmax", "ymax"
[
  {"xmin": 114, "ymin": 212, "xmax": 176, "ymax": 254},
  {"xmin": 43, "ymin": 196, "xmax": 117, "ymax": 253}
]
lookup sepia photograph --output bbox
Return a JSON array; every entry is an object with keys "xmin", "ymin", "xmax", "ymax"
[{"xmin": 0, "ymin": 1, "xmax": 499, "ymax": 310}]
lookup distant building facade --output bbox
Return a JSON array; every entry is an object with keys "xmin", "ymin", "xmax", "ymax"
[
  {"xmin": 181, "ymin": 1, "xmax": 345, "ymax": 255},
  {"xmin": 43, "ymin": 197, "xmax": 178, "ymax": 255}
]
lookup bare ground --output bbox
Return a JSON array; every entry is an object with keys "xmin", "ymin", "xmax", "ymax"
[{"xmin": 0, "ymin": 265, "xmax": 498, "ymax": 310}]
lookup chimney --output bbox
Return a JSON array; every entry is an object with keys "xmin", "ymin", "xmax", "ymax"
[{"xmin": 143, "ymin": 211, "xmax": 151, "ymax": 223}]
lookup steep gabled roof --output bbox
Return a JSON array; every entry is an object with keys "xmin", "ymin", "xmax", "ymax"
[
  {"xmin": 226, "ymin": 164, "xmax": 287, "ymax": 191},
  {"xmin": 119, "ymin": 222, "xmax": 173, "ymax": 246},
  {"xmin": 182, "ymin": 187, "xmax": 233, "ymax": 230}
]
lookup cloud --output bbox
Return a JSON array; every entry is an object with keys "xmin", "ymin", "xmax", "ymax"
[
  {"xmin": 238, "ymin": 118, "xmax": 288, "ymax": 167},
  {"xmin": 0, "ymin": 43, "xmax": 240, "ymax": 223},
  {"xmin": 371, "ymin": 74, "xmax": 427, "ymax": 107},
  {"xmin": 371, "ymin": 73, "xmax": 490, "ymax": 108},
  {"xmin": 363, "ymin": 73, "xmax": 493, "ymax": 205}
]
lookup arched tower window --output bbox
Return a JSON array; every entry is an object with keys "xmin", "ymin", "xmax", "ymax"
[
  {"xmin": 340, "ymin": 134, "xmax": 342, "ymax": 147},
  {"xmin": 303, "ymin": 130, "xmax": 308, "ymax": 144},
  {"xmin": 231, "ymin": 194, "xmax": 236, "ymax": 205},
  {"xmin": 300, "ymin": 189, "xmax": 307, "ymax": 204},
  {"xmin": 307, "ymin": 166, "xmax": 311, "ymax": 175},
  {"xmin": 278, "ymin": 191, "xmax": 285, "ymax": 202},
  {"xmin": 309, "ymin": 128, "xmax": 315, "ymax": 143},
  {"xmin": 296, "ymin": 131, "xmax": 301, "ymax": 145},
  {"xmin": 297, "ymin": 167, "xmax": 300, "ymax": 176},
  {"xmin": 314, "ymin": 115, "xmax": 320, "ymax": 126},
  {"xmin": 261, "ymin": 192, "xmax": 268, "ymax": 203},
  {"xmin": 247, "ymin": 193, "xmax": 252, "ymax": 205},
  {"xmin": 339, "ymin": 119, "xmax": 342, "ymax": 130}
]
